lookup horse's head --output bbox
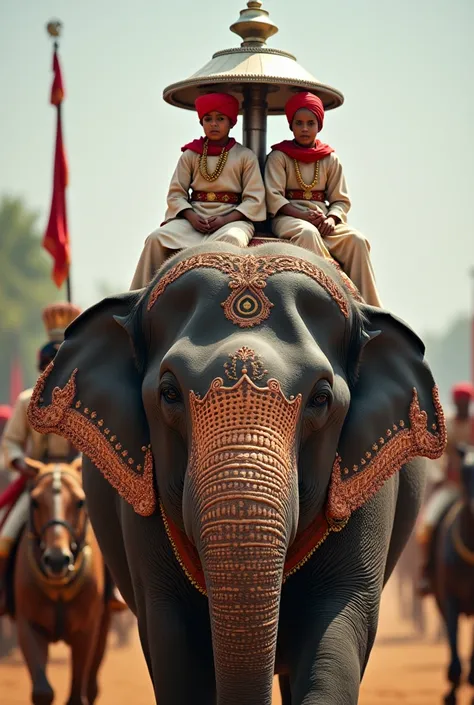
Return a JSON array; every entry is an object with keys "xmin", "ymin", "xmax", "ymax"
[
  {"xmin": 27, "ymin": 458, "xmax": 87, "ymax": 579},
  {"xmin": 459, "ymin": 444, "xmax": 474, "ymax": 515}
]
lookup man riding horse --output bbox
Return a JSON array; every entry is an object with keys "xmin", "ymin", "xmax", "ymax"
[
  {"xmin": 0, "ymin": 302, "xmax": 126, "ymax": 615},
  {"xmin": 417, "ymin": 381, "xmax": 474, "ymax": 595}
]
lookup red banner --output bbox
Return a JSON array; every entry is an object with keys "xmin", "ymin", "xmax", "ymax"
[
  {"xmin": 9, "ymin": 356, "xmax": 23, "ymax": 406},
  {"xmin": 43, "ymin": 49, "xmax": 70, "ymax": 288}
]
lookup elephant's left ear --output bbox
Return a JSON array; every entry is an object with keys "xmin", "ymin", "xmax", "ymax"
[
  {"xmin": 27, "ymin": 292, "xmax": 156, "ymax": 517},
  {"xmin": 328, "ymin": 307, "xmax": 447, "ymax": 522}
]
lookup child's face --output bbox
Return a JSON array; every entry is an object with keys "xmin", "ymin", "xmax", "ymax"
[
  {"xmin": 291, "ymin": 108, "xmax": 319, "ymax": 147},
  {"xmin": 202, "ymin": 111, "xmax": 232, "ymax": 142}
]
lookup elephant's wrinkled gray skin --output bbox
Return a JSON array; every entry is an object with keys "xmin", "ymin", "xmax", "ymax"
[{"xmin": 29, "ymin": 242, "xmax": 442, "ymax": 705}]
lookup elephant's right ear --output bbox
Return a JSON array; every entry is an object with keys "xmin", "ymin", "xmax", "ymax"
[{"xmin": 27, "ymin": 293, "xmax": 155, "ymax": 517}]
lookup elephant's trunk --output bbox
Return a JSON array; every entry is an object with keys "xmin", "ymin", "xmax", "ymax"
[{"xmin": 187, "ymin": 376, "xmax": 301, "ymax": 705}]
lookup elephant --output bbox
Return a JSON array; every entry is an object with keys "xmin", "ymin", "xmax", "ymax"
[{"xmin": 27, "ymin": 242, "xmax": 446, "ymax": 705}]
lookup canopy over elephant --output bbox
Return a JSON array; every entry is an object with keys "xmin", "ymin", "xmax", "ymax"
[{"xmin": 27, "ymin": 242, "xmax": 446, "ymax": 705}]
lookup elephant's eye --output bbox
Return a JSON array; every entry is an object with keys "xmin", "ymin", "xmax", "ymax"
[
  {"xmin": 160, "ymin": 385, "xmax": 183, "ymax": 405},
  {"xmin": 309, "ymin": 392, "xmax": 330, "ymax": 408}
]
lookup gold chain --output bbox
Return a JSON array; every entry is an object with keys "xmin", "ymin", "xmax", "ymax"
[
  {"xmin": 199, "ymin": 139, "xmax": 229, "ymax": 182},
  {"xmin": 294, "ymin": 159, "xmax": 320, "ymax": 199}
]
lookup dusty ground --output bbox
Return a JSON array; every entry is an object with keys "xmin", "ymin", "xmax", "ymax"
[{"xmin": 1, "ymin": 581, "xmax": 473, "ymax": 704}]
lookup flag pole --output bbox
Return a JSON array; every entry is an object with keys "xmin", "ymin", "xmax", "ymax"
[
  {"xmin": 470, "ymin": 267, "xmax": 474, "ymax": 386},
  {"xmin": 45, "ymin": 20, "xmax": 72, "ymax": 303}
]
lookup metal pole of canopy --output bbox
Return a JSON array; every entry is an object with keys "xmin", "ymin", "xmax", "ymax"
[{"xmin": 242, "ymin": 85, "xmax": 268, "ymax": 172}]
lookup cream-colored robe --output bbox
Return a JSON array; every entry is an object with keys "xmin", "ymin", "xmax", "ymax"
[
  {"xmin": 265, "ymin": 150, "xmax": 381, "ymax": 307},
  {"xmin": 1, "ymin": 388, "xmax": 71, "ymax": 469},
  {"xmin": 130, "ymin": 143, "xmax": 266, "ymax": 289}
]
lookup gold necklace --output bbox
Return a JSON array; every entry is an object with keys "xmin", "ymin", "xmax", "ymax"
[
  {"xmin": 199, "ymin": 139, "xmax": 229, "ymax": 182},
  {"xmin": 293, "ymin": 159, "xmax": 320, "ymax": 200}
]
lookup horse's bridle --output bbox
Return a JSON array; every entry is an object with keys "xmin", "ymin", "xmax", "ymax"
[{"xmin": 28, "ymin": 467, "xmax": 89, "ymax": 571}]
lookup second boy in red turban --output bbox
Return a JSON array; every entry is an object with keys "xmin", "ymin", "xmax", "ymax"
[{"xmin": 265, "ymin": 91, "xmax": 382, "ymax": 307}]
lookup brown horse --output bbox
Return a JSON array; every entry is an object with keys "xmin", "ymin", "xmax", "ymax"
[
  {"xmin": 432, "ymin": 445, "xmax": 474, "ymax": 705},
  {"xmin": 0, "ymin": 466, "xmax": 17, "ymax": 658},
  {"xmin": 10, "ymin": 459, "xmax": 110, "ymax": 705}
]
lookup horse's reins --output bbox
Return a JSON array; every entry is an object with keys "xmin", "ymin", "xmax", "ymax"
[{"xmin": 27, "ymin": 466, "xmax": 91, "ymax": 599}]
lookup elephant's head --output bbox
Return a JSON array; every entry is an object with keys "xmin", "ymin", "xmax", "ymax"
[{"xmin": 28, "ymin": 242, "xmax": 446, "ymax": 704}]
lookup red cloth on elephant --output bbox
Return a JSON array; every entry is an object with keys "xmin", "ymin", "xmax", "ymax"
[
  {"xmin": 195, "ymin": 93, "xmax": 240, "ymax": 126},
  {"xmin": 285, "ymin": 92, "xmax": 325, "ymax": 130},
  {"xmin": 181, "ymin": 137, "xmax": 237, "ymax": 156},
  {"xmin": 270, "ymin": 139, "xmax": 334, "ymax": 163}
]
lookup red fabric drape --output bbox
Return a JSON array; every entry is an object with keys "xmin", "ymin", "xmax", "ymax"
[{"xmin": 43, "ymin": 49, "xmax": 70, "ymax": 288}]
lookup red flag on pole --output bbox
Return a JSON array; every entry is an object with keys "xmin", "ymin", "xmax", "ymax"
[{"xmin": 43, "ymin": 47, "xmax": 70, "ymax": 288}]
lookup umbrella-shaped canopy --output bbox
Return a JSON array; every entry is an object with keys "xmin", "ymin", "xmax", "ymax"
[{"xmin": 163, "ymin": 1, "xmax": 344, "ymax": 168}]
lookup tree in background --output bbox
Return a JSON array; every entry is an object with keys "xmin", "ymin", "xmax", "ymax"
[{"xmin": 0, "ymin": 195, "xmax": 59, "ymax": 402}]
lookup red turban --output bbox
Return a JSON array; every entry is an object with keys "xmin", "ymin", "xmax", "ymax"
[
  {"xmin": 285, "ymin": 92, "xmax": 325, "ymax": 131},
  {"xmin": 0, "ymin": 405, "xmax": 12, "ymax": 422},
  {"xmin": 452, "ymin": 382, "xmax": 474, "ymax": 401},
  {"xmin": 195, "ymin": 93, "xmax": 240, "ymax": 127}
]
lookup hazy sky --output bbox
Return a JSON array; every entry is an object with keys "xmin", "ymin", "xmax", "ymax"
[{"xmin": 1, "ymin": 0, "xmax": 473, "ymax": 336}]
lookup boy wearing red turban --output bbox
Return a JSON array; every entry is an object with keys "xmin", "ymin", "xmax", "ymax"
[
  {"xmin": 131, "ymin": 93, "xmax": 266, "ymax": 289},
  {"xmin": 417, "ymin": 381, "xmax": 474, "ymax": 595},
  {"xmin": 265, "ymin": 91, "xmax": 382, "ymax": 306}
]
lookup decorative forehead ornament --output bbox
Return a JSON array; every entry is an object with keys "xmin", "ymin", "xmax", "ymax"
[
  {"xmin": 224, "ymin": 346, "xmax": 267, "ymax": 381},
  {"xmin": 147, "ymin": 253, "xmax": 350, "ymax": 327}
]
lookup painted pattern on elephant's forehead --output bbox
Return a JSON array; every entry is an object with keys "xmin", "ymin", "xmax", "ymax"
[
  {"xmin": 224, "ymin": 347, "xmax": 268, "ymax": 382},
  {"xmin": 147, "ymin": 253, "xmax": 350, "ymax": 326}
]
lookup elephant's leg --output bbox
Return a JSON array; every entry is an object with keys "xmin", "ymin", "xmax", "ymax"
[
  {"xmin": 16, "ymin": 617, "xmax": 54, "ymax": 705},
  {"xmin": 81, "ymin": 458, "xmax": 136, "ymax": 612},
  {"xmin": 138, "ymin": 597, "xmax": 215, "ymax": 705},
  {"xmin": 443, "ymin": 597, "xmax": 461, "ymax": 705},
  {"xmin": 280, "ymin": 481, "xmax": 400, "ymax": 705},
  {"xmin": 286, "ymin": 599, "xmax": 375, "ymax": 705},
  {"xmin": 278, "ymin": 674, "xmax": 292, "ymax": 705},
  {"xmin": 384, "ymin": 460, "xmax": 426, "ymax": 584}
]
